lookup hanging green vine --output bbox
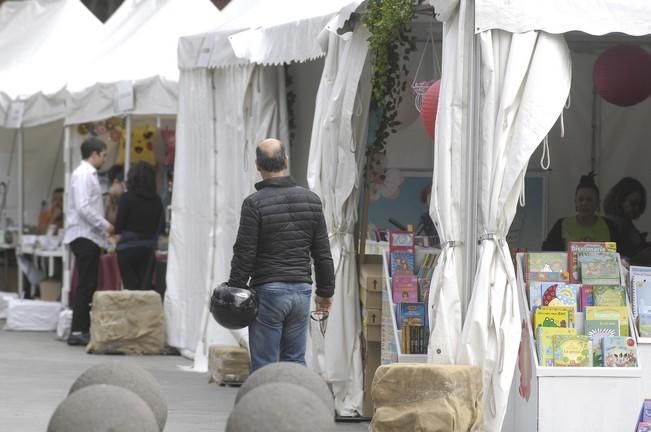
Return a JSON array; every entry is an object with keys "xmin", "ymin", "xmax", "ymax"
[{"xmin": 363, "ymin": 0, "xmax": 416, "ymax": 157}]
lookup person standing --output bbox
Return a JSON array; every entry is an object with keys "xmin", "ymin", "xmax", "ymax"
[
  {"xmin": 228, "ymin": 138, "xmax": 335, "ymax": 372},
  {"xmin": 604, "ymin": 177, "xmax": 649, "ymax": 263},
  {"xmin": 63, "ymin": 137, "xmax": 112, "ymax": 346},
  {"xmin": 37, "ymin": 187, "xmax": 64, "ymax": 234},
  {"xmin": 114, "ymin": 161, "xmax": 163, "ymax": 291}
]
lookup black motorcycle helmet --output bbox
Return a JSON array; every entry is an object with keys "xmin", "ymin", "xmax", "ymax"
[{"xmin": 210, "ymin": 282, "xmax": 258, "ymax": 329}]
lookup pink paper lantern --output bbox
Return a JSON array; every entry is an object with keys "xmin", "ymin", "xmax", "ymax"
[
  {"xmin": 593, "ymin": 45, "xmax": 651, "ymax": 107},
  {"xmin": 420, "ymin": 80, "xmax": 441, "ymax": 140}
]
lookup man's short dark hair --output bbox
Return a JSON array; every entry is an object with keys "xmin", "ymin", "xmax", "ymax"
[
  {"xmin": 80, "ymin": 137, "xmax": 107, "ymax": 159},
  {"xmin": 53, "ymin": 187, "xmax": 64, "ymax": 194},
  {"xmin": 256, "ymin": 142, "xmax": 287, "ymax": 172}
]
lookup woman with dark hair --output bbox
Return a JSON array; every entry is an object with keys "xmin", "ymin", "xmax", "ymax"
[
  {"xmin": 603, "ymin": 176, "xmax": 649, "ymax": 262},
  {"xmin": 114, "ymin": 162, "xmax": 164, "ymax": 291},
  {"xmin": 542, "ymin": 172, "xmax": 618, "ymax": 251}
]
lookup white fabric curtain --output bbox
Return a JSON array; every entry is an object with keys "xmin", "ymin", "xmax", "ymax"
[
  {"xmin": 306, "ymin": 27, "xmax": 371, "ymax": 416},
  {"xmin": 166, "ymin": 68, "xmax": 218, "ymax": 354},
  {"xmin": 426, "ymin": 0, "xmax": 474, "ymax": 365}
]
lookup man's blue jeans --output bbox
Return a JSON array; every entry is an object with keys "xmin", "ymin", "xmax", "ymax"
[{"xmin": 249, "ymin": 282, "xmax": 312, "ymax": 372}]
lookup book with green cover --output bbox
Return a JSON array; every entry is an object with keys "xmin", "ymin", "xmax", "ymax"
[
  {"xmin": 592, "ymin": 285, "xmax": 626, "ymax": 307},
  {"xmin": 553, "ymin": 335, "xmax": 592, "ymax": 367},
  {"xmin": 585, "ymin": 306, "xmax": 629, "ymax": 336},
  {"xmin": 536, "ymin": 327, "xmax": 576, "ymax": 367},
  {"xmin": 584, "ymin": 319, "xmax": 619, "ymax": 366},
  {"xmin": 526, "ymin": 252, "xmax": 568, "ymax": 276},
  {"xmin": 579, "ymin": 252, "xmax": 620, "ymax": 285},
  {"xmin": 567, "ymin": 241, "xmax": 617, "ymax": 283}
]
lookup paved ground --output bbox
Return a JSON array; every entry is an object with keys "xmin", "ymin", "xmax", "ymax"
[{"xmin": 0, "ymin": 326, "xmax": 370, "ymax": 432}]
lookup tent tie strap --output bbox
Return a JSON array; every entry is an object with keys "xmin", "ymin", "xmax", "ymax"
[{"xmin": 442, "ymin": 240, "xmax": 463, "ymax": 248}]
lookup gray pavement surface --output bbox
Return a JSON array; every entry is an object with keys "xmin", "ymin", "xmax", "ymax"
[{"xmin": 0, "ymin": 326, "xmax": 370, "ymax": 432}]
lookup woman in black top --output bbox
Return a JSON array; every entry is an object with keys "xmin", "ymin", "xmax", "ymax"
[{"xmin": 115, "ymin": 162, "xmax": 164, "ymax": 291}]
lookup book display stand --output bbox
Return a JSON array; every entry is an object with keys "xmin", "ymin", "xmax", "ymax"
[{"xmin": 504, "ymin": 253, "xmax": 644, "ymax": 432}]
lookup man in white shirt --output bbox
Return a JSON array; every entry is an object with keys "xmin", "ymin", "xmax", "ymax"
[{"xmin": 63, "ymin": 137, "xmax": 113, "ymax": 346}]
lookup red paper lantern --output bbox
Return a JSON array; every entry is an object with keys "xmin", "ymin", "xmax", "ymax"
[
  {"xmin": 420, "ymin": 80, "xmax": 441, "ymax": 140},
  {"xmin": 593, "ymin": 45, "xmax": 651, "ymax": 107}
]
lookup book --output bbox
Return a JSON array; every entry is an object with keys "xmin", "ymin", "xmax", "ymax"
[
  {"xmin": 603, "ymin": 336, "xmax": 637, "ymax": 367},
  {"xmin": 392, "ymin": 275, "xmax": 418, "ymax": 303},
  {"xmin": 536, "ymin": 327, "xmax": 576, "ymax": 367},
  {"xmin": 631, "ymin": 266, "xmax": 651, "ymax": 318},
  {"xmin": 638, "ymin": 399, "xmax": 651, "ymax": 423},
  {"xmin": 529, "ymin": 282, "xmax": 564, "ymax": 310},
  {"xmin": 579, "ymin": 285, "xmax": 593, "ymax": 312},
  {"xmin": 542, "ymin": 283, "xmax": 578, "ymax": 310},
  {"xmin": 417, "ymin": 253, "xmax": 438, "ymax": 280},
  {"xmin": 526, "ymin": 252, "xmax": 568, "ymax": 278},
  {"xmin": 584, "ymin": 319, "xmax": 619, "ymax": 366},
  {"xmin": 567, "ymin": 241, "xmax": 617, "ymax": 283},
  {"xmin": 533, "ymin": 307, "xmax": 571, "ymax": 329},
  {"xmin": 389, "ymin": 230, "xmax": 415, "ymax": 250},
  {"xmin": 637, "ymin": 422, "xmax": 651, "ymax": 432},
  {"xmin": 585, "ymin": 306, "xmax": 629, "ymax": 336},
  {"xmin": 396, "ymin": 302, "xmax": 426, "ymax": 329},
  {"xmin": 390, "ymin": 250, "xmax": 415, "ymax": 276},
  {"xmin": 417, "ymin": 278, "xmax": 431, "ymax": 305},
  {"xmin": 639, "ymin": 313, "xmax": 651, "ymax": 337},
  {"xmin": 553, "ymin": 335, "xmax": 592, "ymax": 366},
  {"xmin": 579, "ymin": 252, "xmax": 620, "ymax": 285},
  {"xmin": 592, "ymin": 285, "xmax": 626, "ymax": 307},
  {"xmin": 526, "ymin": 272, "xmax": 570, "ymax": 283}
]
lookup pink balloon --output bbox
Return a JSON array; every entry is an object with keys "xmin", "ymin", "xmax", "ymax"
[
  {"xmin": 419, "ymin": 80, "xmax": 441, "ymax": 140},
  {"xmin": 593, "ymin": 44, "xmax": 651, "ymax": 107}
]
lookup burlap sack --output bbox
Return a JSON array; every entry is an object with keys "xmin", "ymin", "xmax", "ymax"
[
  {"xmin": 371, "ymin": 364, "xmax": 483, "ymax": 432},
  {"xmin": 87, "ymin": 290, "xmax": 165, "ymax": 355},
  {"xmin": 208, "ymin": 345, "xmax": 250, "ymax": 385}
]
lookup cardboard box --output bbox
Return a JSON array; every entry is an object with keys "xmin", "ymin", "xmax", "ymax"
[
  {"xmin": 366, "ymin": 324, "xmax": 381, "ymax": 342},
  {"xmin": 362, "ymin": 341, "xmax": 381, "ymax": 417},
  {"xmin": 367, "ymin": 307, "xmax": 381, "ymax": 326},
  {"xmin": 361, "ymin": 290, "xmax": 382, "ymax": 309},
  {"xmin": 39, "ymin": 280, "xmax": 61, "ymax": 302},
  {"xmin": 360, "ymin": 263, "xmax": 384, "ymax": 292}
]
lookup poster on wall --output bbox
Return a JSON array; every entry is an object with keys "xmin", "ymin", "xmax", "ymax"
[{"xmin": 507, "ymin": 173, "xmax": 548, "ymax": 251}]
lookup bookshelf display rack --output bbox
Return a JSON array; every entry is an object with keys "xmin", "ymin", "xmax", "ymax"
[{"xmin": 503, "ymin": 253, "xmax": 644, "ymax": 432}]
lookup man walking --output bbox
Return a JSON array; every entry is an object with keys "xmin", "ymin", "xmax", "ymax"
[
  {"xmin": 228, "ymin": 138, "xmax": 335, "ymax": 371},
  {"xmin": 64, "ymin": 137, "xmax": 113, "ymax": 346}
]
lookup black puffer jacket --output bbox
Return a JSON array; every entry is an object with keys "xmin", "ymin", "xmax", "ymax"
[{"xmin": 228, "ymin": 176, "xmax": 335, "ymax": 298}]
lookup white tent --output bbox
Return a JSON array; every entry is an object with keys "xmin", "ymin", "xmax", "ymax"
[
  {"xmin": 427, "ymin": 0, "xmax": 651, "ymax": 430},
  {"xmin": 170, "ymin": 0, "xmax": 365, "ymax": 415},
  {"xmin": 0, "ymin": 0, "xmax": 102, "ymax": 282}
]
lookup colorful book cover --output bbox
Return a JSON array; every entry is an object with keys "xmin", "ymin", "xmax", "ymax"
[
  {"xmin": 603, "ymin": 336, "xmax": 637, "ymax": 367},
  {"xmin": 639, "ymin": 399, "xmax": 651, "ymax": 423},
  {"xmin": 631, "ymin": 266, "xmax": 651, "ymax": 317},
  {"xmin": 396, "ymin": 302, "xmax": 426, "ymax": 329},
  {"xmin": 592, "ymin": 285, "xmax": 626, "ymax": 307},
  {"xmin": 542, "ymin": 283, "xmax": 578, "ymax": 310},
  {"xmin": 579, "ymin": 252, "xmax": 620, "ymax": 285},
  {"xmin": 637, "ymin": 422, "xmax": 651, "ymax": 432},
  {"xmin": 536, "ymin": 327, "xmax": 576, "ymax": 367},
  {"xmin": 584, "ymin": 319, "xmax": 619, "ymax": 366},
  {"xmin": 585, "ymin": 306, "xmax": 629, "ymax": 336},
  {"xmin": 579, "ymin": 285, "xmax": 593, "ymax": 312},
  {"xmin": 567, "ymin": 241, "xmax": 617, "ymax": 283},
  {"xmin": 390, "ymin": 251, "xmax": 415, "ymax": 276},
  {"xmin": 417, "ymin": 253, "xmax": 438, "ymax": 280},
  {"xmin": 529, "ymin": 282, "xmax": 566, "ymax": 310},
  {"xmin": 526, "ymin": 252, "xmax": 568, "ymax": 275},
  {"xmin": 533, "ymin": 307, "xmax": 571, "ymax": 329},
  {"xmin": 389, "ymin": 231, "xmax": 415, "ymax": 250},
  {"xmin": 392, "ymin": 275, "xmax": 418, "ymax": 303},
  {"xmin": 526, "ymin": 272, "xmax": 570, "ymax": 283},
  {"xmin": 639, "ymin": 313, "xmax": 651, "ymax": 337},
  {"xmin": 553, "ymin": 335, "xmax": 592, "ymax": 366},
  {"xmin": 417, "ymin": 278, "xmax": 430, "ymax": 305}
]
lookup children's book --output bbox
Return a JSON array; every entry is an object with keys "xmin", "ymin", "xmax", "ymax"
[
  {"xmin": 526, "ymin": 252, "xmax": 568, "ymax": 278},
  {"xmin": 533, "ymin": 307, "xmax": 571, "ymax": 329},
  {"xmin": 603, "ymin": 336, "xmax": 637, "ymax": 367},
  {"xmin": 579, "ymin": 285, "xmax": 593, "ymax": 312},
  {"xmin": 637, "ymin": 422, "xmax": 651, "ymax": 432},
  {"xmin": 585, "ymin": 306, "xmax": 629, "ymax": 336},
  {"xmin": 396, "ymin": 302, "xmax": 426, "ymax": 329},
  {"xmin": 553, "ymin": 335, "xmax": 592, "ymax": 366},
  {"xmin": 639, "ymin": 399, "xmax": 651, "ymax": 423},
  {"xmin": 542, "ymin": 283, "xmax": 578, "ymax": 310},
  {"xmin": 592, "ymin": 285, "xmax": 626, "ymax": 307},
  {"xmin": 639, "ymin": 313, "xmax": 651, "ymax": 337},
  {"xmin": 536, "ymin": 327, "xmax": 576, "ymax": 367},
  {"xmin": 631, "ymin": 266, "xmax": 651, "ymax": 318},
  {"xmin": 526, "ymin": 272, "xmax": 570, "ymax": 283},
  {"xmin": 417, "ymin": 278, "xmax": 430, "ymax": 306},
  {"xmin": 417, "ymin": 253, "xmax": 438, "ymax": 280},
  {"xmin": 389, "ymin": 231, "xmax": 416, "ymax": 276},
  {"xmin": 392, "ymin": 275, "xmax": 418, "ymax": 303},
  {"xmin": 567, "ymin": 241, "xmax": 617, "ymax": 283},
  {"xmin": 584, "ymin": 319, "xmax": 619, "ymax": 366},
  {"xmin": 579, "ymin": 252, "xmax": 620, "ymax": 285},
  {"xmin": 529, "ymin": 282, "xmax": 568, "ymax": 310}
]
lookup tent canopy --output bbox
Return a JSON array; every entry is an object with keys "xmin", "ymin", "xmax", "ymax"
[
  {"xmin": 475, "ymin": 0, "xmax": 651, "ymax": 35},
  {"xmin": 178, "ymin": 0, "xmax": 363, "ymax": 69},
  {"xmin": 0, "ymin": 0, "xmax": 102, "ymax": 127},
  {"xmin": 65, "ymin": 0, "xmax": 222, "ymax": 125}
]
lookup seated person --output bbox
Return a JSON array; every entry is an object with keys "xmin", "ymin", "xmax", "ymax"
[
  {"xmin": 542, "ymin": 172, "xmax": 617, "ymax": 251},
  {"xmin": 603, "ymin": 176, "xmax": 650, "ymax": 264},
  {"xmin": 37, "ymin": 187, "xmax": 64, "ymax": 235}
]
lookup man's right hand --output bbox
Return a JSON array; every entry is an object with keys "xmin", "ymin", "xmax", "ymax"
[
  {"xmin": 315, "ymin": 295, "xmax": 333, "ymax": 313},
  {"xmin": 106, "ymin": 223, "xmax": 114, "ymax": 235}
]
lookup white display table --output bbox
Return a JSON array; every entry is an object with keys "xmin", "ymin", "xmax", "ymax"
[{"xmin": 503, "ymin": 253, "xmax": 645, "ymax": 432}]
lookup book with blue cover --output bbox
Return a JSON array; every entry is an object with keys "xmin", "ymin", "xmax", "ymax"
[{"xmin": 396, "ymin": 302, "xmax": 426, "ymax": 329}]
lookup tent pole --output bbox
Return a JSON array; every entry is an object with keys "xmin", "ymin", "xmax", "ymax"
[
  {"xmin": 125, "ymin": 114, "xmax": 132, "ymax": 175},
  {"xmin": 62, "ymin": 125, "xmax": 71, "ymax": 308},
  {"xmin": 357, "ymin": 159, "xmax": 371, "ymax": 260},
  {"xmin": 16, "ymin": 127, "xmax": 23, "ymax": 298}
]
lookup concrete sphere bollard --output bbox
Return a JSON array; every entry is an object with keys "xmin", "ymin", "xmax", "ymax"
[
  {"xmin": 227, "ymin": 382, "xmax": 335, "ymax": 432},
  {"xmin": 235, "ymin": 362, "xmax": 334, "ymax": 414},
  {"xmin": 47, "ymin": 384, "xmax": 158, "ymax": 432},
  {"xmin": 68, "ymin": 362, "xmax": 167, "ymax": 431}
]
